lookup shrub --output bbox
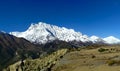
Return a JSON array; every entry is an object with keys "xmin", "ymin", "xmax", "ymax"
[
  {"xmin": 106, "ymin": 60, "xmax": 120, "ymax": 66},
  {"xmin": 91, "ymin": 55, "xmax": 96, "ymax": 58},
  {"xmin": 98, "ymin": 48, "xmax": 108, "ymax": 52},
  {"xmin": 107, "ymin": 60, "xmax": 116, "ymax": 66}
]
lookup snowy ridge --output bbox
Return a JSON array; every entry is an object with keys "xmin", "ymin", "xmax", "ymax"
[
  {"xmin": 103, "ymin": 36, "xmax": 120, "ymax": 44},
  {"xmin": 10, "ymin": 22, "xmax": 120, "ymax": 44},
  {"xmin": 10, "ymin": 22, "xmax": 90, "ymax": 44},
  {"xmin": 89, "ymin": 36, "xmax": 105, "ymax": 43}
]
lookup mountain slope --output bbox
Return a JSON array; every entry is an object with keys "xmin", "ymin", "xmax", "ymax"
[
  {"xmin": 52, "ymin": 45, "xmax": 120, "ymax": 71},
  {"xmin": 0, "ymin": 31, "xmax": 42, "ymax": 70}
]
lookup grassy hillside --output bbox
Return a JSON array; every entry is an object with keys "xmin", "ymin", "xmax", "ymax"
[
  {"xmin": 4, "ymin": 44, "xmax": 120, "ymax": 71},
  {"xmin": 52, "ymin": 45, "xmax": 120, "ymax": 71},
  {"xmin": 0, "ymin": 32, "xmax": 43, "ymax": 71},
  {"xmin": 4, "ymin": 49, "xmax": 68, "ymax": 71}
]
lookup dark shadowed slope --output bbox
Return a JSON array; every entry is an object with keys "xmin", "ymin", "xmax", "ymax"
[{"xmin": 0, "ymin": 32, "xmax": 43, "ymax": 70}]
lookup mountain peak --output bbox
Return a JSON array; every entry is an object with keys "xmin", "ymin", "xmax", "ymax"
[
  {"xmin": 103, "ymin": 36, "xmax": 120, "ymax": 44},
  {"xmin": 28, "ymin": 22, "xmax": 50, "ymax": 30},
  {"xmin": 90, "ymin": 36, "xmax": 99, "ymax": 40},
  {"xmin": 10, "ymin": 22, "xmax": 120, "ymax": 44},
  {"xmin": 89, "ymin": 36, "xmax": 105, "ymax": 43},
  {"xmin": 10, "ymin": 22, "xmax": 90, "ymax": 44}
]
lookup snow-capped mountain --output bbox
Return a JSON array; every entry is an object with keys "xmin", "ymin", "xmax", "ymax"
[
  {"xmin": 89, "ymin": 36, "xmax": 120, "ymax": 44},
  {"xmin": 103, "ymin": 36, "xmax": 120, "ymax": 44},
  {"xmin": 89, "ymin": 36, "xmax": 105, "ymax": 43},
  {"xmin": 10, "ymin": 22, "xmax": 90, "ymax": 44},
  {"xmin": 10, "ymin": 22, "xmax": 120, "ymax": 44}
]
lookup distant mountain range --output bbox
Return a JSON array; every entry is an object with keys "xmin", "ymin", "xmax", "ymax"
[{"xmin": 10, "ymin": 22, "xmax": 120, "ymax": 44}]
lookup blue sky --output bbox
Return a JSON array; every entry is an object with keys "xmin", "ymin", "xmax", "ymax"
[{"xmin": 0, "ymin": 0, "xmax": 120, "ymax": 38}]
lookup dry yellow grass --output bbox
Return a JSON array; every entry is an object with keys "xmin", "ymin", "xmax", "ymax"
[
  {"xmin": 4, "ymin": 49, "xmax": 68, "ymax": 71},
  {"xmin": 4, "ymin": 45, "xmax": 120, "ymax": 71},
  {"xmin": 52, "ymin": 46, "xmax": 120, "ymax": 71}
]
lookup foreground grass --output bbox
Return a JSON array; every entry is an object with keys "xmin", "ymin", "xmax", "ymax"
[
  {"xmin": 3, "ymin": 48, "xmax": 68, "ymax": 71},
  {"xmin": 4, "ymin": 45, "xmax": 120, "ymax": 71},
  {"xmin": 52, "ymin": 46, "xmax": 120, "ymax": 71}
]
